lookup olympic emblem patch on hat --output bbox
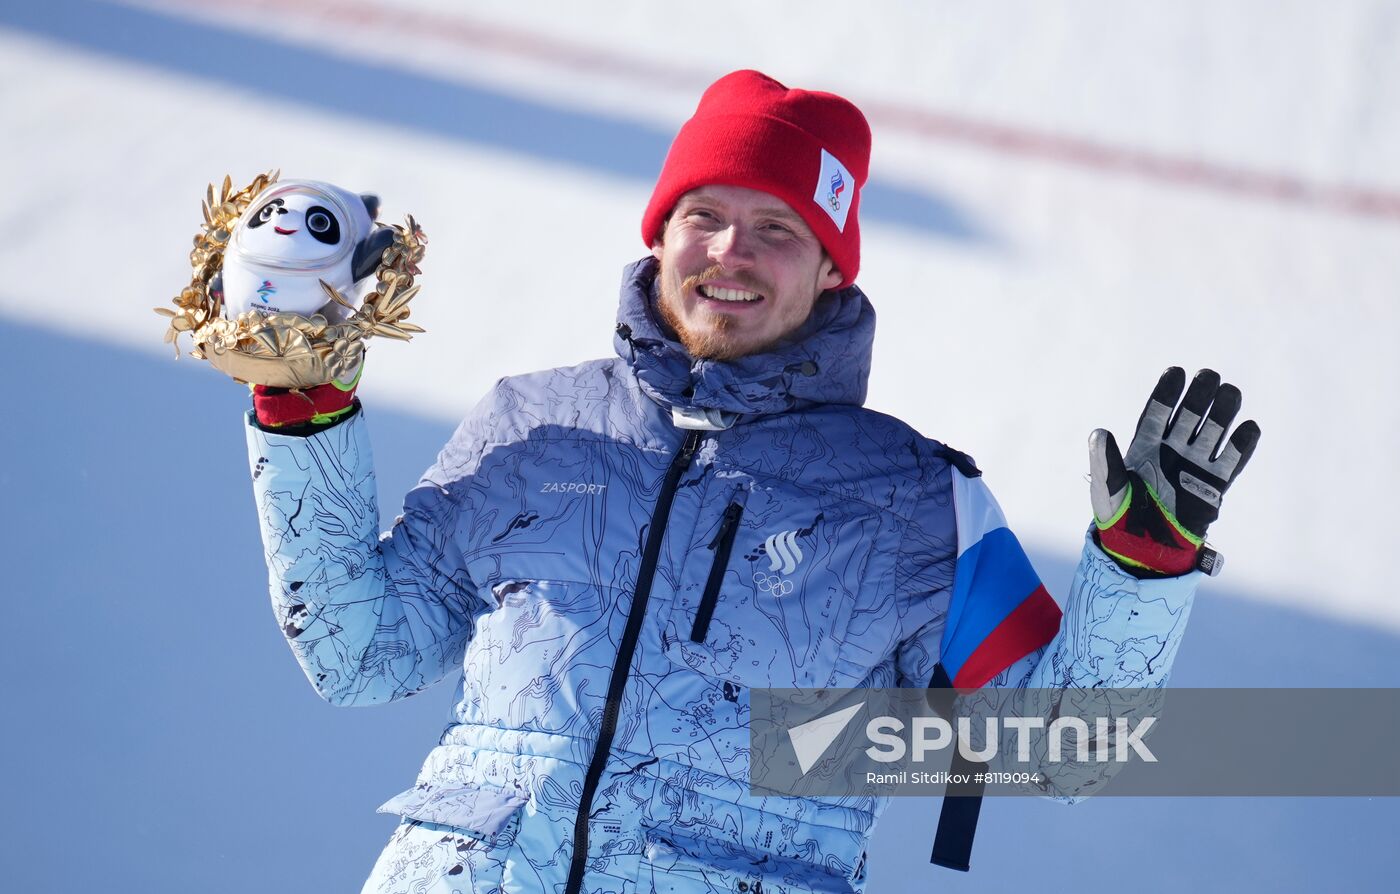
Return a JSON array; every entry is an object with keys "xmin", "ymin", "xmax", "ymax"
[{"xmin": 813, "ymin": 148, "xmax": 855, "ymax": 233}]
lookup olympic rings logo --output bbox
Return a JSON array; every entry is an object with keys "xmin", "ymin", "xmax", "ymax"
[{"xmin": 752, "ymin": 571, "xmax": 794, "ymax": 596}]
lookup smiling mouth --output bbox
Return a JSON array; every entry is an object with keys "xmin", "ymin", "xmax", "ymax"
[
  {"xmin": 698, "ymin": 284, "xmax": 765, "ymax": 305},
  {"xmin": 274, "ymin": 226, "xmax": 298, "ymax": 235}
]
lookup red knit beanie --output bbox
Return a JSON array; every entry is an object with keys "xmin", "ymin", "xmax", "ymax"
[{"xmin": 642, "ymin": 70, "xmax": 871, "ymax": 288}]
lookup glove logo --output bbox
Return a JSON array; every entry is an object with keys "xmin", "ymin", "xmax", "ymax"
[{"xmin": 1179, "ymin": 471, "xmax": 1222, "ymax": 507}]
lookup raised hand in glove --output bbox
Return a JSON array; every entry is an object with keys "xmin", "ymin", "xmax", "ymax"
[
  {"xmin": 1089, "ymin": 368, "xmax": 1260, "ymax": 577},
  {"xmin": 157, "ymin": 173, "xmax": 427, "ymax": 431}
]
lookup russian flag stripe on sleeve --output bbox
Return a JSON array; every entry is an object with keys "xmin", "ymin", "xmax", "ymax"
[{"xmin": 941, "ymin": 470, "xmax": 1063, "ymax": 689}]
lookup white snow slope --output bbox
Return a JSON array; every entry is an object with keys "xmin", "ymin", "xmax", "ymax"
[{"xmin": 6, "ymin": 0, "xmax": 1397, "ymax": 629}]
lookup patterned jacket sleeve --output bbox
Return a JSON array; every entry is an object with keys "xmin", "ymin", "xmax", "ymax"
[
  {"xmin": 895, "ymin": 450, "xmax": 1202, "ymax": 692},
  {"xmin": 980, "ymin": 531, "xmax": 1202, "ymax": 800},
  {"xmin": 245, "ymin": 405, "xmax": 489, "ymax": 706},
  {"xmin": 994, "ymin": 530, "xmax": 1201, "ymax": 692},
  {"xmin": 895, "ymin": 454, "xmax": 1203, "ymax": 799}
]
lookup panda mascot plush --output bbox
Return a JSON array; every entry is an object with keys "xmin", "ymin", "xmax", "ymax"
[
  {"xmin": 215, "ymin": 179, "xmax": 395, "ymax": 321},
  {"xmin": 158, "ymin": 172, "xmax": 425, "ymax": 412}
]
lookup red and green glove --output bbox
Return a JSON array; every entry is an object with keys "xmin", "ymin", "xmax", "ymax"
[
  {"xmin": 251, "ymin": 362, "xmax": 362, "ymax": 429},
  {"xmin": 1090, "ymin": 367, "xmax": 1261, "ymax": 577}
]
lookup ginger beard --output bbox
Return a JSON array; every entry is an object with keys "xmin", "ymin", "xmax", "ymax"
[
  {"xmin": 654, "ymin": 260, "xmax": 828, "ymax": 362},
  {"xmin": 656, "ymin": 264, "xmax": 745, "ymax": 361}
]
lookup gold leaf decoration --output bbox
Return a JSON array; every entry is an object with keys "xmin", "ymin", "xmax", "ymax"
[{"xmin": 156, "ymin": 170, "xmax": 428, "ymax": 388}]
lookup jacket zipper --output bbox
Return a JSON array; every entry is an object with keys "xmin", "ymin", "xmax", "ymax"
[
  {"xmin": 690, "ymin": 501, "xmax": 743, "ymax": 643},
  {"xmin": 565, "ymin": 429, "xmax": 702, "ymax": 894}
]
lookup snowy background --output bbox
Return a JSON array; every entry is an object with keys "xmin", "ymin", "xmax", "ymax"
[{"xmin": 2, "ymin": 0, "xmax": 1397, "ymax": 890}]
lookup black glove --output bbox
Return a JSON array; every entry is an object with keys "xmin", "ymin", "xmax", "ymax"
[{"xmin": 1089, "ymin": 367, "xmax": 1261, "ymax": 577}]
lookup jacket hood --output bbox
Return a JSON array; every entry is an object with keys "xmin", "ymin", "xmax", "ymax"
[{"xmin": 613, "ymin": 256, "xmax": 875, "ymax": 417}]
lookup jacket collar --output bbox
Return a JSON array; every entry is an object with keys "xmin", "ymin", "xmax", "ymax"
[{"xmin": 612, "ymin": 257, "xmax": 875, "ymax": 418}]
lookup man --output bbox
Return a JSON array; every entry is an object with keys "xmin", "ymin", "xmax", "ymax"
[{"xmin": 243, "ymin": 70, "xmax": 1258, "ymax": 893}]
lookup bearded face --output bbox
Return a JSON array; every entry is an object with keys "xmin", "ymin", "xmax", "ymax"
[{"xmin": 652, "ymin": 186, "xmax": 841, "ymax": 361}]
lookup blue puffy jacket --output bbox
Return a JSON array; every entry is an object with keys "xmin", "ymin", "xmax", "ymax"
[{"xmin": 246, "ymin": 258, "xmax": 1201, "ymax": 893}]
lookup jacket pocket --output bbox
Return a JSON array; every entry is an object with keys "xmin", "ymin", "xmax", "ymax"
[
  {"xmin": 690, "ymin": 502, "xmax": 744, "ymax": 643},
  {"xmin": 636, "ymin": 830, "xmax": 857, "ymax": 894},
  {"xmin": 368, "ymin": 781, "xmax": 527, "ymax": 893},
  {"xmin": 376, "ymin": 780, "xmax": 528, "ymax": 844},
  {"xmin": 662, "ymin": 479, "xmax": 879, "ymax": 689}
]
